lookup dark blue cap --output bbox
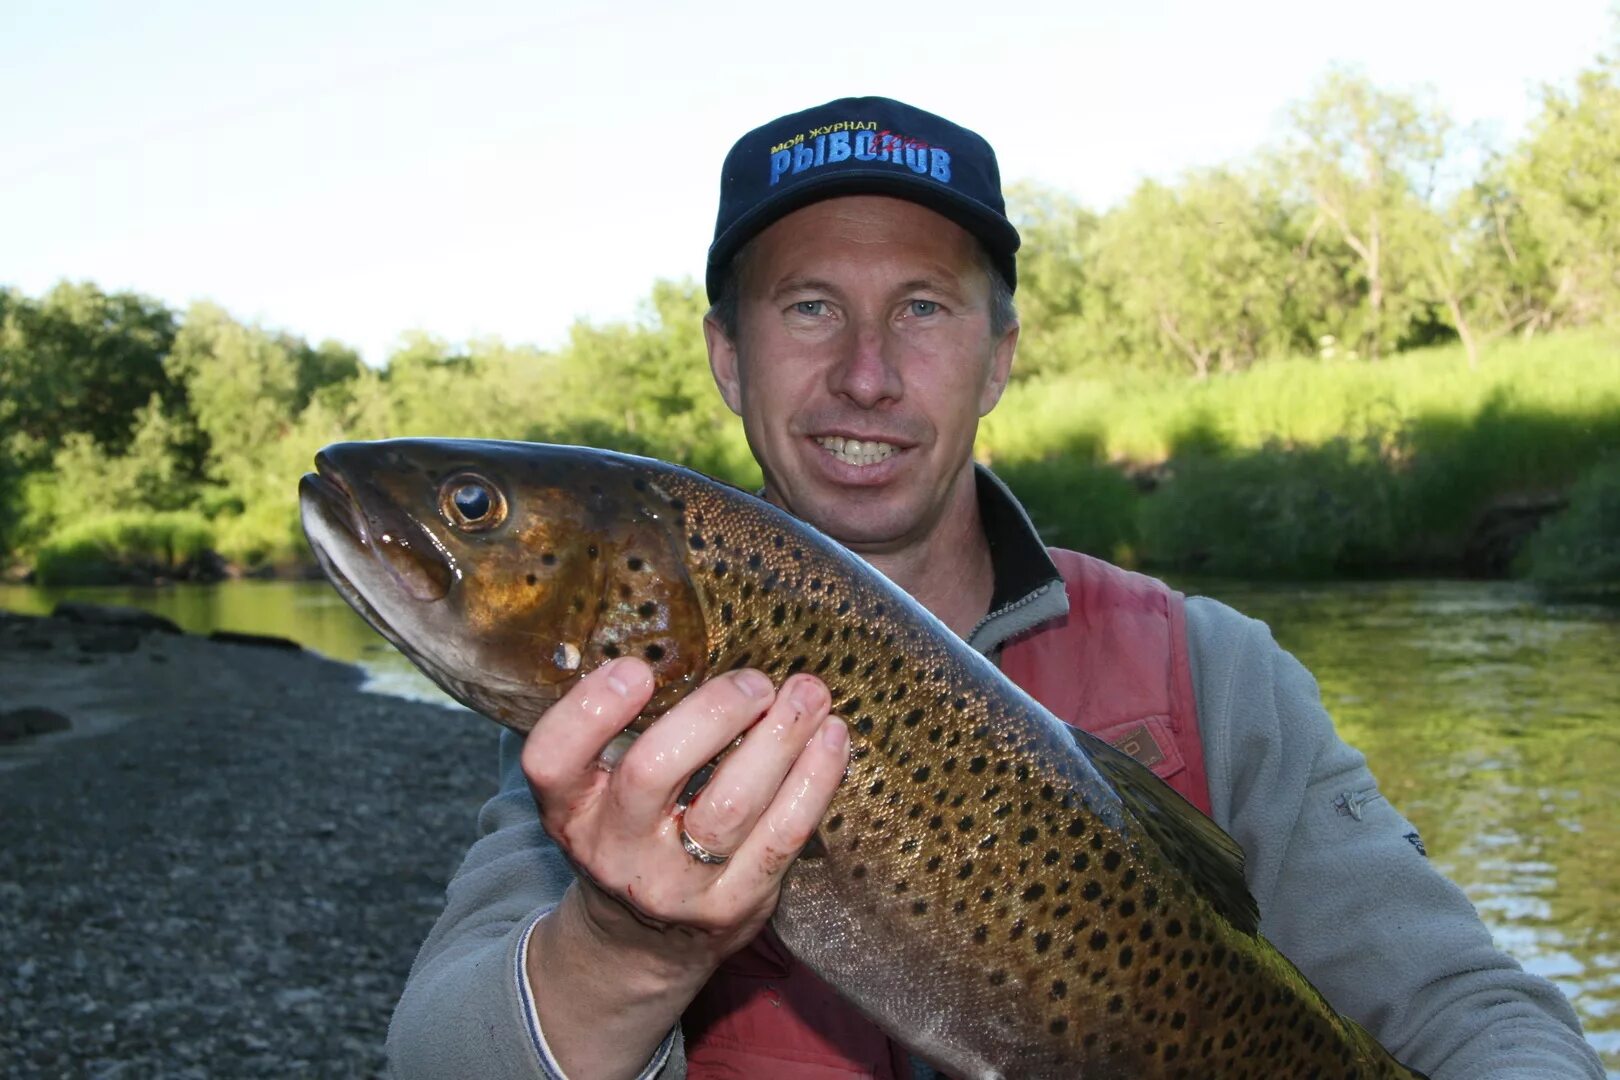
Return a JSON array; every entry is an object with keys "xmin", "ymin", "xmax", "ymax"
[{"xmin": 706, "ymin": 96, "xmax": 1020, "ymax": 303}]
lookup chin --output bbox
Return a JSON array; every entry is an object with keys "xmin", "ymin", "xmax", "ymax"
[{"xmin": 795, "ymin": 500, "xmax": 920, "ymax": 551}]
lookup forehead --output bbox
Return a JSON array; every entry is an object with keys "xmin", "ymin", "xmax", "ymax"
[{"xmin": 743, "ymin": 195, "xmax": 983, "ymax": 290}]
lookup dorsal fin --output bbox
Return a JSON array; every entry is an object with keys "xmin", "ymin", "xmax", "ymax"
[{"xmin": 1069, "ymin": 726, "xmax": 1260, "ymax": 936}]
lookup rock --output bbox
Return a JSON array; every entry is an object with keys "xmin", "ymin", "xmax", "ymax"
[
  {"xmin": 207, "ymin": 630, "xmax": 303, "ymax": 652},
  {"xmin": 74, "ymin": 627, "xmax": 142, "ymax": 655},
  {"xmin": 0, "ymin": 707, "xmax": 72, "ymax": 742},
  {"xmin": 52, "ymin": 603, "xmax": 182, "ymax": 636}
]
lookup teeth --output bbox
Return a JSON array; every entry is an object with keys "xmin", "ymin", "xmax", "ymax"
[{"xmin": 816, "ymin": 436, "xmax": 898, "ymax": 467}]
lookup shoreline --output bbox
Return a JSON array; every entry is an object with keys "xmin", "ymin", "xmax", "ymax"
[{"xmin": 0, "ymin": 609, "xmax": 505, "ymax": 1077}]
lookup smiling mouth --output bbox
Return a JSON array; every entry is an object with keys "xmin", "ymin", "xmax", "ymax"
[{"xmin": 815, "ymin": 435, "xmax": 901, "ymax": 467}]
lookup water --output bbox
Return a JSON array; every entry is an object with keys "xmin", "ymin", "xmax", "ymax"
[{"xmin": 3, "ymin": 577, "xmax": 1616, "ymax": 1071}]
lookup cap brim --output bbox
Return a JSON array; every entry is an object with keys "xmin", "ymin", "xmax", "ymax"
[{"xmin": 706, "ymin": 169, "xmax": 1020, "ymax": 302}]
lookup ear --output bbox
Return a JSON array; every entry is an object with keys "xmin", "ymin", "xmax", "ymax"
[
  {"xmin": 978, "ymin": 321, "xmax": 1019, "ymax": 416},
  {"xmin": 704, "ymin": 313, "xmax": 744, "ymax": 417}
]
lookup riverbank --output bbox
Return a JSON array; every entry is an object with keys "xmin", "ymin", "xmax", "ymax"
[{"xmin": 0, "ymin": 608, "xmax": 502, "ymax": 1078}]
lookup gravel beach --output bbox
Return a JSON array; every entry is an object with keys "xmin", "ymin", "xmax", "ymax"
[{"xmin": 0, "ymin": 609, "xmax": 503, "ymax": 1079}]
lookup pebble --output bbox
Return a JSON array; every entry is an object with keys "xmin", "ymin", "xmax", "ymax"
[{"xmin": 1, "ymin": 614, "xmax": 498, "ymax": 1077}]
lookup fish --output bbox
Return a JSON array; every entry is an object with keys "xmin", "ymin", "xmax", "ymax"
[{"xmin": 299, "ymin": 437, "xmax": 1426, "ymax": 1080}]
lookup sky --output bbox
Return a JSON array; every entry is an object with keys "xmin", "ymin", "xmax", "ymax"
[{"xmin": 2, "ymin": 0, "xmax": 1613, "ymax": 365}]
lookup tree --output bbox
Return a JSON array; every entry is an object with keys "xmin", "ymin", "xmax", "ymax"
[
  {"xmin": 0, "ymin": 283, "xmax": 178, "ymax": 469},
  {"xmin": 1005, "ymin": 184, "xmax": 1101, "ymax": 380},
  {"xmin": 1285, "ymin": 71, "xmax": 1453, "ymax": 360},
  {"xmin": 1471, "ymin": 47, "xmax": 1620, "ymax": 335},
  {"xmin": 163, "ymin": 302, "xmax": 303, "ymax": 500},
  {"xmin": 1084, "ymin": 171, "xmax": 1305, "ymax": 377}
]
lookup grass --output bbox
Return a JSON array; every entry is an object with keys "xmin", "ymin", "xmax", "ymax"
[
  {"xmin": 18, "ymin": 328, "xmax": 1620, "ymax": 585},
  {"xmin": 983, "ymin": 328, "xmax": 1620, "ymax": 579},
  {"xmin": 34, "ymin": 512, "xmax": 216, "ymax": 586}
]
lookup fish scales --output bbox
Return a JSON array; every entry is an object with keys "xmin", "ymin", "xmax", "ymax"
[{"xmin": 299, "ymin": 439, "xmax": 1427, "ymax": 1080}]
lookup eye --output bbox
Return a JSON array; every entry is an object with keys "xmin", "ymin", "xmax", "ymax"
[
  {"xmin": 908, "ymin": 300, "xmax": 940, "ymax": 317},
  {"xmin": 439, "ymin": 473, "xmax": 507, "ymax": 530},
  {"xmin": 793, "ymin": 300, "xmax": 827, "ymax": 316}
]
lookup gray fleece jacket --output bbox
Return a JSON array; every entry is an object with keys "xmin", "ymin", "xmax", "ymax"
[{"xmin": 386, "ymin": 474, "xmax": 1603, "ymax": 1079}]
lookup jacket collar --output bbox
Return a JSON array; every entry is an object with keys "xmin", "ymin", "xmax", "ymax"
[{"xmin": 965, "ymin": 464, "xmax": 1068, "ymax": 655}]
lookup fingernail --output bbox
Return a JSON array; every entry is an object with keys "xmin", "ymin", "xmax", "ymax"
[
  {"xmin": 789, "ymin": 678, "xmax": 823, "ymax": 713},
  {"xmin": 821, "ymin": 715, "xmax": 848, "ymax": 749},
  {"xmin": 734, "ymin": 669, "xmax": 772, "ymax": 699},
  {"xmin": 603, "ymin": 658, "xmax": 634, "ymax": 696}
]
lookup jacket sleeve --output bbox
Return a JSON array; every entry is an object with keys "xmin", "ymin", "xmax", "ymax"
[
  {"xmin": 387, "ymin": 727, "xmax": 686, "ymax": 1080},
  {"xmin": 1185, "ymin": 596, "xmax": 1603, "ymax": 1079}
]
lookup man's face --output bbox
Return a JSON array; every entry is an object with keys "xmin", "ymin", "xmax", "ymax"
[{"xmin": 705, "ymin": 195, "xmax": 1017, "ymax": 553}]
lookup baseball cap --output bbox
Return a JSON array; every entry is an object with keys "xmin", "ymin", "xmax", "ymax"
[{"xmin": 706, "ymin": 96, "xmax": 1021, "ymax": 303}]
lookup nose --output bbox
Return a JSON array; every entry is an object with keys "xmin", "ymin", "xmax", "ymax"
[{"xmin": 827, "ymin": 319, "xmax": 903, "ymax": 409}]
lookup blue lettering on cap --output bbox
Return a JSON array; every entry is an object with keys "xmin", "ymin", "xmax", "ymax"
[
  {"xmin": 770, "ymin": 150, "xmax": 792, "ymax": 186},
  {"xmin": 792, "ymin": 143, "xmax": 816, "ymax": 175},
  {"xmin": 930, "ymin": 149, "xmax": 951, "ymax": 183},
  {"xmin": 853, "ymin": 130, "xmax": 876, "ymax": 161},
  {"xmin": 827, "ymin": 130, "xmax": 851, "ymax": 163},
  {"xmin": 904, "ymin": 146, "xmax": 928, "ymax": 175}
]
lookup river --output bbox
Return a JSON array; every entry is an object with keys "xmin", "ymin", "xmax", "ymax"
[{"xmin": 3, "ymin": 576, "xmax": 1616, "ymax": 1071}]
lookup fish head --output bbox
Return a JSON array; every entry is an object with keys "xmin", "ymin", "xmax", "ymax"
[{"xmin": 299, "ymin": 439, "xmax": 711, "ymax": 732}]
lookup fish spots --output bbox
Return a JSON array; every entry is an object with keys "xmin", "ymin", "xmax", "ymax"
[
  {"xmin": 1048, "ymin": 1017, "xmax": 1067, "ymax": 1036},
  {"xmin": 627, "ymin": 556, "xmax": 644, "ymax": 571},
  {"xmin": 541, "ymin": 552, "xmax": 557, "ymax": 566},
  {"xmin": 826, "ymin": 813, "xmax": 843, "ymax": 832},
  {"xmin": 1050, "ymin": 979, "xmax": 1067, "ymax": 999},
  {"xmin": 720, "ymin": 602, "xmax": 735, "ymax": 625},
  {"xmin": 689, "ymin": 533, "xmax": 706, "ymax": 550},
  {"xmin": 602, "ymin": 643, "xmax": 621, "ymax": 659},
  {"xmin": 644, "ymin": 644, "xmax": 665, "ymax": 662},
  {"xmin": 638, "ymin": 601, "xmax": 658, "ymax": 618},
  {"xmin": 525, "ymin": 572, "xmax": 537, "ymax": 586}
]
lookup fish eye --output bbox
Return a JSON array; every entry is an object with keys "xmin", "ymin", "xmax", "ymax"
[{"xmin": 439, "ymin": 473, "xmax": 507, "ymax": 531}]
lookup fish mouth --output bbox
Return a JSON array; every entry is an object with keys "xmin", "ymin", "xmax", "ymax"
[{"xmin": 299, "ymin": 468, "xmax": 403, "ymax": 653}]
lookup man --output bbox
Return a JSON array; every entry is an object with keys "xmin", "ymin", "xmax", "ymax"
[{"xmin": 387, "ymin": 98, "xmax": 1602, "ymax": 1078}]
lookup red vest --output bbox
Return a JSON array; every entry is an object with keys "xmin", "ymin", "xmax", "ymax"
[{"xmin": 681, "ymin": 550, "xmax": 1209, "ymax": 1079}]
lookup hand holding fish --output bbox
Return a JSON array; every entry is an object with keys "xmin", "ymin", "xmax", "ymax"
[{"xmin": 520, "ymin": 656, "xmax": 849, "ymax": 1079}]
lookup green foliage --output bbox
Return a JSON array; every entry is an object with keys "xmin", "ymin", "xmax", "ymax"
[
  {"xmin": 995, "ymin": 458, "xmax": 1140, "ymax": 563},
  {"xmin": 0, "ymin": 282, "xmax": 179, "ymax": 468},
  {"xmin": 1526, "ymin": 457, "xmax": 1620, "ymax": 588},
  {"xmin": 986, "ymin": 329, "xmax": 1620, "ymax": 577},
  {"xmin": 1139, "ymin": 439, "xmax": 1402, "ymax": 577},
  {"xmin": 34, "ymin": 511, "xmax": 215, "ymax": 586},
  {"xmin": 1472, "ymin": 50, "xmax": 1620, "ymax": 333},
  {"xmin": 4, "ymin": 43, "xmax": 1620, "ymax": 582}
]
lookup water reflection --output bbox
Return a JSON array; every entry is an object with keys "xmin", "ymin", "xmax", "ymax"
[{"xmin": 2, "ymin": 578, "xmax": 1616, "ymax": 1069}]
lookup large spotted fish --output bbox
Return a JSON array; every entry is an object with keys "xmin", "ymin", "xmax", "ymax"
[{"xmin": 299, "ymin": 438, "xmax": 1426, "ymax": 1080}]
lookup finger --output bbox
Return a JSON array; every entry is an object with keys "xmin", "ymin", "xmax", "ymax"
[
  {"xmin": 522, "ymin": 658, "xmax": 654, "ymax": 805},
  {"xmin": 611, "ymin": 668, "xmax": 774, "ymax": 820},
  {"xmin": 725, "ymin": 715, "xmax": 850, "ymax": 885},
  {"xmin": 681, "ymin": 675, "xmax": 830, "ymax": 859}
]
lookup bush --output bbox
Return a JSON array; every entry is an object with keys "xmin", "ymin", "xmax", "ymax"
[
  {"xmin": 996, "ymin": 457, "xmax": 1141, "ymax": 563},
  {"xmin": 34, "ymin": 511, "xmax": 216, "ymax": 586},
  {"xmin": 1137, "ymin": 439, "xmax": 1402, "ymax": 577},
  {"xmin": 1525, "ymin": 457, "xmax": 1620, "ymax": 588}
]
